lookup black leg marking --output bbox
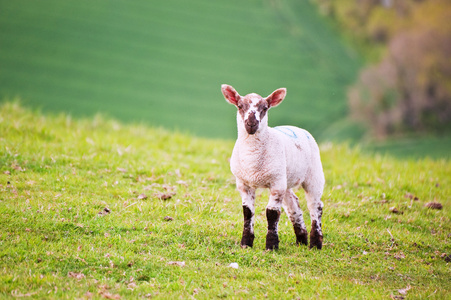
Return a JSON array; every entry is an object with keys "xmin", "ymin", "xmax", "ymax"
[
  {"xmin": 241, "ymin": 205, "xmax": 254, "ymax": 248},
  {"xmin": 266, "ymin": 208, "xmax": 280, "ymax": 250},
  {"xmin": 309, "ymin": 220, "xmax": 323, "ymax": 250},
  {"xmin": 293, "ymin": 224, "xmax": 308, "ymax": 246},
  {"xmin": 318, "ymin": 205, "xmax": 323, "ymax": 219}
]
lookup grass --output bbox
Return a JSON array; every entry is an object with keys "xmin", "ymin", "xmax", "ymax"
[
  {"xmin": 1, "ymin": 102, "xmax": 450, "ymax": 299},
  {"xmin": 0, "ymin": 0, "xmax": 361, "ymax": 140},
  {"xmin": 361, "ymin": 135, "xmax": 451, "ymax": 160}
]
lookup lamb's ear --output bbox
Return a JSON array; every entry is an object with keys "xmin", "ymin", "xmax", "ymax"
[
  {"xmin": 266, "ymin": 88, "xmax": 286, "ymax": 108},
  {"xmin": 221, "ymin": 84, "xmax": 241, "ymax": 106}
]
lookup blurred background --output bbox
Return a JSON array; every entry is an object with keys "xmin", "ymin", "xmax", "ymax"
[{"xmin": 1, "ymin": 0, "xmax": 450, "ymax": 158}]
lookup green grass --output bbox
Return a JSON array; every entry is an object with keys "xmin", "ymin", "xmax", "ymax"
[
  {"xmin": 320, "ymin": 119, "xmax": 451, "ymax": 159},
  {"xmin": 361, "ymin": 136, "xmax": 451, "ymax": 160},
  {"xmin": 0, "ymin": 0, "xmax": 361, "ymax": 140},
  {"xmin": 1, "ymin": 102, "xmax": 450, "ymax": 299}
]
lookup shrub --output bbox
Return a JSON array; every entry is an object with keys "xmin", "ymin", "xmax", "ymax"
[
  {"xmin": 348, "ymin": 1, "xmax": 451, "ymax": 138},
  {"xmin": 314, "ymin": 0, "xmax": 451, "ymax": 138}
]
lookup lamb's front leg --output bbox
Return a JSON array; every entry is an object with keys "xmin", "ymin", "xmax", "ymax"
[
  {"xmin": 237, "ymin": 181, "xmax": 256, "ymax": 248},
  {"xmin": 266, "ymin": 188, "xmax": 285, "ymax": 250}
]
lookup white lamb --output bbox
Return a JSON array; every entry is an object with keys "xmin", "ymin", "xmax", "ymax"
[{"xmin": 221, "ymin": 84, "xmax": 325, "ymax": 250}]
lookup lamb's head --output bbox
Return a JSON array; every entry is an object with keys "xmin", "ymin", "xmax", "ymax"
[{"xmin": 221, "ymin": 84, "xmax": 286, "ymax": 135}]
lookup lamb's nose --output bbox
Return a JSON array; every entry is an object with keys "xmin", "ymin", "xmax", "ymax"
[
  {"xmin": 244, "ymin": 112, "xmax": 259, "ymax": 134},
  {"xmin": 246, "ymin": 112, "xmax": 258, "ymax": 126},
  {"xmin": 245, "ymin": 119, "xmax": 258, "ymax": 127}
]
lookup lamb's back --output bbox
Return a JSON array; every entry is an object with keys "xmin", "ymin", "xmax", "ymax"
[{"xmin": 270, "ymin": 126, "xmax": 318, "ymax": 188}]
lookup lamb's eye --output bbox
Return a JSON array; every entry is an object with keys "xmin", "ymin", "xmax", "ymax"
[{"xmin": 237, "ymin": 104, "xmax": 243, "ymax": 109}]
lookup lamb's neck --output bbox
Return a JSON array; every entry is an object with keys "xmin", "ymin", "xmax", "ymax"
[{"xmin": 237, "ymin": 128, "xmax": 270, "ymax": 150}]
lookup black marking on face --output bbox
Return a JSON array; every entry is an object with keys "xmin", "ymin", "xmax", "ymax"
[
  {"xmin": 257, "ymin": 99, "xmax": 269, "ymax": 120},
  {"xmin": 237, "ymin": 96, "xmax": 271, "ymax": 135},
  {"xmin": 237, "ymin": 99, "xmax": 250, "ymax": 119},
  {"xmin": 245, "ymin": 111, "xmax": 258, "ymax": 134}
]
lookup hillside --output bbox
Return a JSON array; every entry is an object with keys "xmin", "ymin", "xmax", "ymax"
[
  {"xmin": 1, "ymin": 103, "xmax": 450, "ymax": 298},
  {"xmin": 0, "ymin": 0, "xmax": 360, "ymax": 139}
]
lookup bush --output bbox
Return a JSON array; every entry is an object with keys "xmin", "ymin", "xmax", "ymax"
[
  {"xmin": 314, "ymin": 0, "xmax": 451, "ymax": 138},
  {"xmin": 348, "ymin": 1, "xmax": 451, "ymax": 138}
]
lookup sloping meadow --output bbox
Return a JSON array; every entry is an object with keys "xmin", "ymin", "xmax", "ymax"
[
  {"xmin": 1, "ymin": 103, "xmax": 450, "ymax": 299},
  {"xmin": 0, "ymin": 0, "xmax": 360, "ymax": 140}
]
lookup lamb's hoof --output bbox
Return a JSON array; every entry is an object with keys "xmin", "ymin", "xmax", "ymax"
[
  {"xmin": 266, "ymin": 243, "xmax": 279, "ymax": 250},
  {"xmin": 294, "ymin": 226, "xmax": 308, "ymax": 246},
  {"xmin": 309, "ymin": 234, "xmax": 323, "ymax": 250},
  {"xmin": 265, "ymin": 230, "xmax": 279, "ymax": 250},
  {"xmin": 309, "ymin": 221, "xmax": 323, "ymax": 250},
  {"xmin": 240, "ymin": 232, "xmax": 254, "ymax": 248}
]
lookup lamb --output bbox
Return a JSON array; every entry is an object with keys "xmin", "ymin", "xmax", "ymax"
[{"xmin": 221, "ymin": 84, "xmax": 325, "ymax": 250}]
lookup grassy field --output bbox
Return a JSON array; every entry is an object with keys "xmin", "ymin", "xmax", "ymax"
[
  {"xmin": 1, "ymin": 103, "xmax": 450, "ymax": 299},
  {"xmin": 0, "ymin": 0, "xmax": 360, "ymax": 140}
]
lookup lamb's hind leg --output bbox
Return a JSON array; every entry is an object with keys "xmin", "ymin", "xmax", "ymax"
[
  {"xmin": 237, "ymin": 181, "xmax": 256, "ymax": 248},
  {"xmin": 305, "ymin": 190, "xmax": 324, "ymax": 249},
  {"xmin": 283, "ymin": 189, "xmax": 308, "ymax": 246}
]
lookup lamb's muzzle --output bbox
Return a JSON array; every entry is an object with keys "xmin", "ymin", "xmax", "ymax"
[
  {"xmin": 244, "ymin": 111, "xmax": 259, "ymax": 134},
  {"xmin": 221, "ymin": 84, "xmax": 325, "ymax": 250}
]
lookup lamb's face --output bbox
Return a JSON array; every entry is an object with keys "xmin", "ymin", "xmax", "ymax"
[
  {"xmin": 221, "ymin": 84, "xmax": 287, "ymax": 135},
  {"xmin": 237, "ymin": 94, "xmax": 268, "ymax": 135}
]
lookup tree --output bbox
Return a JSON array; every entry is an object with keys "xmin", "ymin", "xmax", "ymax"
[{"xmin": 348, "ymin": 0, "xmax": 451, "ymax": 138}]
